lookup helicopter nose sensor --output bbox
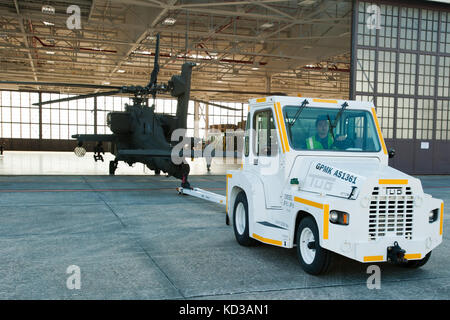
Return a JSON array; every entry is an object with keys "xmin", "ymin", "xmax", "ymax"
[{"xmin": 74, "ymin": 146, "xmax": 86, "ymax": 157}]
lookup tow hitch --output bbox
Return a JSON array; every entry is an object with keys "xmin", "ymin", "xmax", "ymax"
[{"xmin": 387, "ymin": 241, "xmax": 407, "ymax": 264}]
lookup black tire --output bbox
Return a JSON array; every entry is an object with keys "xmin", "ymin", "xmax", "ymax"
[
  {"xmin": 400, "ymin": 251, "xmax": 432, "ymax": 269},
  {"xmin": 109, "ymin": 161, "xmax": 117, "ymax": 175},
  {"xmin": 233, "ymin": 192, "xmax": 257, "ymax": 246},
  {"xmin": 296, "ymin": 216, "xmax": 333, "ymax": 275}
]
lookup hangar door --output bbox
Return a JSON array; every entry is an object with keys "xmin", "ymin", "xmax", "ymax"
[{"xmin": 351, "ymin": 0, "xmax": 450, "ymax": 174}]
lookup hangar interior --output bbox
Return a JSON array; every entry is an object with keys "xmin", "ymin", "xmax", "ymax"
[
  {"xmin": 1, "ymin": 0, "xmax": 448, "ymax": 175},
  {"xmin": 0, "ymin": 0, "xmax": 352, "ymax": 159}
]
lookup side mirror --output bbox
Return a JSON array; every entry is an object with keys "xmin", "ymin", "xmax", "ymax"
[{"xmin": 388, "ymin": 149, "xmax": 396, "ymax": 159}]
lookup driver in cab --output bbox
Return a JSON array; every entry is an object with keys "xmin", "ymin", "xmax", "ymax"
[{"xmin": 306, "ymin": 115, "xmax": 349, "ymax": 150}]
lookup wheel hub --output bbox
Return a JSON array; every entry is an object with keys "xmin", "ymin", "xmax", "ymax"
[{"xmin": 300, "ymin": 227, "xmax": 316, "ymax": 264}]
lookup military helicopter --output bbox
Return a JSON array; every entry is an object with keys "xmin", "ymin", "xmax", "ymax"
[{"xmin": 0, "ymin": 34, "xmax": 285, "ymax": 188}]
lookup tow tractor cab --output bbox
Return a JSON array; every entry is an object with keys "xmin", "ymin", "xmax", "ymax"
[{"xmin": 227, "ymin": 96, "xmax": 444, "ymax": 275}]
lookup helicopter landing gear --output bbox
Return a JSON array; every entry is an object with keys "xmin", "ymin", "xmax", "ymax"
[
  {"xmin": 179, "ymin": 162, "xmax": 191, "ymax": 189},
  {"xmin": 206, "ymin": 157, "xmax": 212, "ymax": 172},
  {"xmin": 154, "ymin": 169, "xmax": 161, "ymax": 175},
  {"xmin": 109, "ymin": 160, "xmax": 118, "ymax": 175},
  {"xmin": 94, "ymin": 142, "xmax": 105, "ymax": 162},
  {"xmin": 181, "ymin": 174, "xmax": 191, "ymax": 189}
]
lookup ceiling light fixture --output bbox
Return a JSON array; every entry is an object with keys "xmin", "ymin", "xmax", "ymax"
[
  {"xmin": 261, "ymin": 22, "xmax": 274, "ymax": 29},
  {"xmin": 41, "ymin": 5, "xmax": 55, "ymax": 14},
  {"xmin": 117, "ymin": 69, "xmax": 125, "ymax": 73},
  {"xmin": 134, "ymin": 50, "xmax": 152, "ymax": 55},
  {"xmin": 162, "ymin": 17, "xmax": 176, "ymax": 26},
  {"xmin": 298, "ymin": 0, "xmax": 316, "ymax": 6}
]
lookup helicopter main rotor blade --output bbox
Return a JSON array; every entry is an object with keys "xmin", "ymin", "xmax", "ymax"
[
  {"xmin": 0, "ymin": 81, "xmax": 123, "ymax": 90},
  {"xmin": 147, "ymin": 33, "xmax": 160, "ymax": 89},
  {"xmin": 191, "ymin": 89, "xmax": 286, "ymax": 96},
  {"xmin": 192, "ymin": 99, "xmax": 241, "ymax": 111},
  {"xmin": 33, "ymin": 90, "xmax": 122, "ymax": 106}
]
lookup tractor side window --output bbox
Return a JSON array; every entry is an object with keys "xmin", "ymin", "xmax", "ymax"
[
  {"xmin": 253, "ymin": 110, "xmax": 278, "ymax": 157},
  {"xmin": 244, "ymin": 112, "xmax": 250, "ymax": 157}
]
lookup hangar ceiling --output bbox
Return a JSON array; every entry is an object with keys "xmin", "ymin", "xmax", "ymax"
[{"xmin": 0, "ymin": 0, "xmax": 352, "ymax": 101}]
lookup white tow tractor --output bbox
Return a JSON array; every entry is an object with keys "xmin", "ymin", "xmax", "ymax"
[{"xmin": 180, "ymin": 96, "xmax": 444, "ymax": 275}]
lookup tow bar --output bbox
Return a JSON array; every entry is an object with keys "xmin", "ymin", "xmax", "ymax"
[
  {"xmin": 177, "ymin": 186, "xmax": 229, "ymax": 224},
  {"xmin": 177, "ymin": 187, "xmax": 226, "ymax": 206},
  {"xmin": 387, "ymin": 241, "xmax": 407, "ymax": 264}
]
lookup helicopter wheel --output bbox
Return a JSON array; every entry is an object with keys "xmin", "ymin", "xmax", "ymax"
[
  {"xmin": 154, "ymin": 169, "xmax": 161, "ymax": 175},
  {"xmin": 109, "ymin": 160, "xmax": 118, "ymax": 175}
]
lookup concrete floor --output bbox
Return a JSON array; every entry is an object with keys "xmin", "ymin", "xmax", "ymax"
[{"xmin": 0, "ymin": 152, "xmax": 449, "ymax": 299}]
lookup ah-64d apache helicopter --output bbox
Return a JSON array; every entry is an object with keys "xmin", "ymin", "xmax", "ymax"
[{"xmin": 1, "ymin": 34, "xmax": 284, "ymax": 188}]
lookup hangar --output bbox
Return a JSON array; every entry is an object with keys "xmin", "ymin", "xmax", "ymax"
[
  {"xmin": 1, "ymin": 0, "xmax": 449, "ymax": 174},
  {"xmin": 0, "ymin": 0, "xmax": 449, "ymax": 301}
]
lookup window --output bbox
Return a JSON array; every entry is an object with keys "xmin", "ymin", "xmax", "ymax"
[
  {"xmin": 418, "ymin": 55, "xmax": 436, "ymax": 97},
  {"xmin": 440, "ymin": 12, "xmax": 450, "ymax": 54},
  {"xmin": 379, "ymin": 5, "xmax": 398, "ymax": 49},
  {"xmin": 438, "ymin": 56, "xmax": 450, "ymax": 97},
  {"xmin": 244, "ymin": 112, "xmax": 250, "ymax": 157},
  {"xmin": 398, "ymin": 53, "xmax": 416, "ymax": 96},
  {"xmin": 0, "ymin": 90, "xmax": 39, "ymax": 139},
  {"xmin": 436, "ymin": 100, "xmax": 450, "ymax": 140},
  {"xmin": 396, "ymin": 98, "xmax": 415, "ymax": 139},
  {"xmin": 357, "ymin": 1, "xmax": 377, "ymax": 47},
  {"xmin": 356, "ymin": 49, "xmax": 376, "ymax": 93},
  {"xmin": 377, "ymin": 51, "xmax": 397, "ymax": 95},
  {"xmin": 420, "ymin": 9, "xmax": 439, "ymax": 52},
  {"xmin": 354, "ymin": 1, "xmax": 450, "ymax": 142},
  {"xmin": 399, "ymin": 7, "xmax": 419, "ymax": 51},
  {"xmin": 253, "ymin": 110, "xmax": 278, "ymax": 157},
  {"xmin": 283, "ymin": 106, "xmax": 381, "ymax": 152},
  {"xmin": 376, "ymin": 96, "xmax": 394, "ymax": 139},
  {"xmin": 416, "ymin": 99, "xmax": 434, "ymax": 140}
]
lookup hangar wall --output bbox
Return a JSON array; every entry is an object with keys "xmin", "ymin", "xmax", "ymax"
[{"xmin": 351, "ymin": 0, "xmax": 450, "ymax": 174}]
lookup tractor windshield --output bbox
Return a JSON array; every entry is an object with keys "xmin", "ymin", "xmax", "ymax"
[{"xmin": 283, "ymin": 106, "xmax": 382, "ymax": 152}]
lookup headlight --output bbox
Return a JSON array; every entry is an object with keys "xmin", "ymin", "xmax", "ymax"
[
  {"xmin": 330, "ymin": 211, "xmax": 339, "ymax": 223},
  {"xmin": 329, "ymin": 210, "xmax": 349, "ymax": 225},
  {"xmin": 429, "ymin": 209, "xmax": 439, "ymax": 223}
]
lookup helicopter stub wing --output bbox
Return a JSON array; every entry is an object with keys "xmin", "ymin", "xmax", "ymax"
[{"xmin": 72, "ymin": 134, "xmax": 116, "ymax": 142}]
